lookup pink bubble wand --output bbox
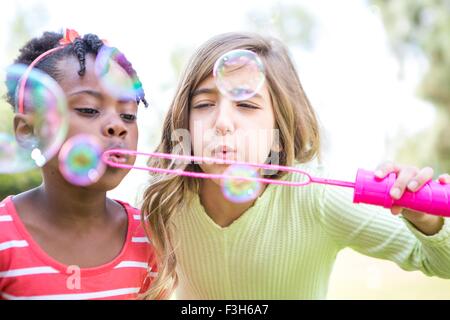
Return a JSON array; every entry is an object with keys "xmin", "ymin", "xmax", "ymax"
[{"xmin": 102, "ymin": 149, "xmax": 450, "ymax": 217}]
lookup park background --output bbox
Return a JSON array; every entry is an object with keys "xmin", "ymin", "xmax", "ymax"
[{"xmin": 0, "ymin": 0, "xmax": 449, "ymax": 299}]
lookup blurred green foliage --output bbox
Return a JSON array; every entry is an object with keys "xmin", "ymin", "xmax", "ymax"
[
  {"xmin": 246, "ymin": 3, "xmax": 316, "ymax": 49},
  {"xmin": 0, "ymin": 3, "xmax": 48, "ymax": 200},
  {"xmin": 372, "ymin": 0, "xmax": 450, "ymax": 172},
  {"xmin": 0, "ymin": 84, "xmax": 43, "ymax": 201}
]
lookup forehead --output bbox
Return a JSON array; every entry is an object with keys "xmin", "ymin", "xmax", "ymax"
[
  {"xmin": 194, "ymin": 75, "xmax": 271, "ymax": 101},
  {"xmin": 55, "ymin": 54, "xmax": 133, "ymax": 96},
  {"xmin": 56, "ymin": 54, "xmax": 96, "ymax": 89},
  {"xmin": 195, "ymin": 76, "xmax": 215, "ymax": 89}
]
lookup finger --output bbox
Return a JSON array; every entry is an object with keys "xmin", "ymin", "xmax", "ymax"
[
  {"xmin": 374, "ymin": 162, "xmax": 401, "ymax": 179},
  {"xmin": 391, "ymin": 205, "xmax": 403, "ymax": 215},
  {"xmin": 438, "ymin": 173, "xmax": 450, "ymax": 184},
  {"xmin": 390, "ymin": 167, "xmax": 418, "ymax": 200},
  {"xmin": 407, "ymin": 166, "xmax": 434, "ymax": 192}
]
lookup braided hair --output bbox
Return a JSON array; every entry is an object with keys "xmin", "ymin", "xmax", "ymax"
[{"xmin": 6, "ymin": 31, "xmax": 148, "ymax": 110}]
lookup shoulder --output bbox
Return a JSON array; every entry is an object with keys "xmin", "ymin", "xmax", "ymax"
[
  {"xmin": 271, "ymin": 162, "xmax": 336, "ymax": 219},
  {"xmin": 113, "ymin": 199, "xmax": 158, "ymax": 263},
  {"xmin": 276, "ymin": 161, "xmax": 330, "ymax": 197},
  {"xmin": 113, "ymin": 199, "xmax": 152, "ymax": 242},
  {"xmin": 0, "ymin": 196, "xmax": 26, "ymax": 270},
  {"xmin": 287, "ymin": 162, "xmax": 329, "ymax": 181},
  {"xmin": 118, "ymin": 201, "xmax": 158, "ymax": 277},
  {"xmin": 0, "ymin": 196, "xmax": 10, "ymax": 213},
  {"xmin": 0, "ymin": 196, "xmax": 18, "ymax": 232},
  {"xmin": 114, "ymin": 199, "xmax": 140, "ymax": 218}
]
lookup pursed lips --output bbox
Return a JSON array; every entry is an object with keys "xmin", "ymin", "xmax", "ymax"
[
  {"xmin": 104, "ymin": 143, "xmax": 130, "ymax": 164},
  {"xmin": 210, "ymin": 145, "xmax": 237, "ymax": 160}
]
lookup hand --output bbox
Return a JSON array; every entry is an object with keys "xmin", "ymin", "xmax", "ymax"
[
  {"xmin": 374, "ymin": 162, "xmax": 449, "ymax": 235},
  {"xmin": 438, "ymin": 173, "xmax": 450, "ymax": 184}
]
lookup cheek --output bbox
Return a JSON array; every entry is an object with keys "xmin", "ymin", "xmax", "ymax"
[
  {"xmin": 128, "ymin": 126, "xmax": 138, "ymax": 149},
  {"xmin": 66, "ymin": 115, "xmax": 99, "ymax": 137},
  {"xmin": 190, "ymin": 127, "xmax": 205, "ymax": 156},
  {"xmin": 234, "ymin": 131, "xmax": 273, "ymax": 163},
  {"xmin": 189, "ymin": 116, "xmax": 208, "ymax": 155},
  {"xmin": 238, "ymin": 114, "xmax": 276, "ymax": 162}
]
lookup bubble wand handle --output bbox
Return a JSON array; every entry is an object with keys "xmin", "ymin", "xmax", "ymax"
[{"xmin": 352, "ymin": 169, "xmax": 450, "ymax": 217}]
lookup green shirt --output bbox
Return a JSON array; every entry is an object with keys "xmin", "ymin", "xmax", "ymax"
[{"xmin": 172, "ymin": 163, "xmax": 450, "ymax": 299}]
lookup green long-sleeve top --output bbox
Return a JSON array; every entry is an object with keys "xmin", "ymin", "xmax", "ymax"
[{"xmin": 172, "ymin": 163, "xmax": 450, "ymax": 299}]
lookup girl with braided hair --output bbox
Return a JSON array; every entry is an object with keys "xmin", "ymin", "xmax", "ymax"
[{"xmin": 0, "ymin": 29, "xmax": 156, "ymax": 300}]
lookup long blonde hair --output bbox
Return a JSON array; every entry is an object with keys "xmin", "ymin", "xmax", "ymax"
[{"xmin": 141, "ymin": 32, "xmax": 321, "ymax": 299}]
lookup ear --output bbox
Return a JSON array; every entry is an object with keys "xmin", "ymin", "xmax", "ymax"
[{"xmin": 13, "ymin": 113, "xmax": 36, "ymax": 149}]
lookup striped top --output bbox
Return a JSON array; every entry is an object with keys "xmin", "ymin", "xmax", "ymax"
[
  {"xmin": 173, "ymin": 163, "xmax": 450, "ymax": 299},
  {"xmin": 0, "ymin": 196, "xmax": 157, "ymax": 300}
]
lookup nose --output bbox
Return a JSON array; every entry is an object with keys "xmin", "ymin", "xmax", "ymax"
[
  {"xmin": 103, "ymin": 115, "xmax": 128, "ymax": 139},
  {"xmin": 214, "ymin": 99, "xmax": 235, "ymax": 136}
]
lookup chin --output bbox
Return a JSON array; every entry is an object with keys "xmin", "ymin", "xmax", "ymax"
[
  {"xmin": 86, "ymin": 180, "xmax": 121, "ymax": 192},
  {"xmin": 87, "ymin": 169, "xmax": 129, "ymax": 191},
  {"xmin": 199, "ymin": 163, "xmax": 229, "ymax": 174}
]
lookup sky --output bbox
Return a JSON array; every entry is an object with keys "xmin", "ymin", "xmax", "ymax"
[{"xmin": 0, "ymin": 0, "xmax": 436, "ymax": 205}]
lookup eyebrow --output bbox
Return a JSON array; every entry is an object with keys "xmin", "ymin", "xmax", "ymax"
[
  {"xmin": 192, "ymin": 87, "xmax": 218, "ymax": 98},
  {"xmin": 68, "ymin": 90, "xmax": 103, "ymax": 99},
  {"xmin": 192, "ymin": 87, "xmax": 264, "ymax": 100}
]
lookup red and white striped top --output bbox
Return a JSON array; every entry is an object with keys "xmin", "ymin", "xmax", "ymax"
[{"xmin": 0, "ymin": 196, "xmax": 157, "ymax": 300}]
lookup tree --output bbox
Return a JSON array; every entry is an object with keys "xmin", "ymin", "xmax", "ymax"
[
  {"xmin": 0, "ymin": 3, "xmax": 49, "ymax": 199},
  {"xmin": 371, "ymin": 0, "xmax": 450, "ymax": 172},
  {"xmin": 245, "ymin": 3, "xmax": 316, "ymax": 49}
]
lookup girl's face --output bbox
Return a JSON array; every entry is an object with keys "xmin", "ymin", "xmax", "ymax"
[
  {"xmin": 189, "ymin": 75, "xmax": 276, "ymax": 177},
  {"xmin": 49, "ymin": 54, "xmax": 138, "ymax": 190}
]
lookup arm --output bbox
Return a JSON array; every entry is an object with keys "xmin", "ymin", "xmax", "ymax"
[
  {"xmin": 374, "ymin": 164, "xmax": 449, "ymax": 235},
  {"xmin": 313, "ymin": 166, "xmax": 450, "ymax": 279}
]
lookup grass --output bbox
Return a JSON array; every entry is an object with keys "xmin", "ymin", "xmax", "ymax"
[{"xmin": 327, "ymin": 248, "xmax": 450, "ymax": 299}]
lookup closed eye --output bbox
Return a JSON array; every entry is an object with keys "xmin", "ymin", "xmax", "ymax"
[
  {"xmin": 74, "ymin": 107, "xmax": 100, "ymax": 116},
  {"xmin": 120, "ymin": 113, "xmax": 137, "ymax": 122},
  {"xmin": 237, "ymin": 102, "xmax": 260, "ymax": 109},
  {"xmin": 192, "ymin": 103, "xmax": 215, "ymax": 109}
]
